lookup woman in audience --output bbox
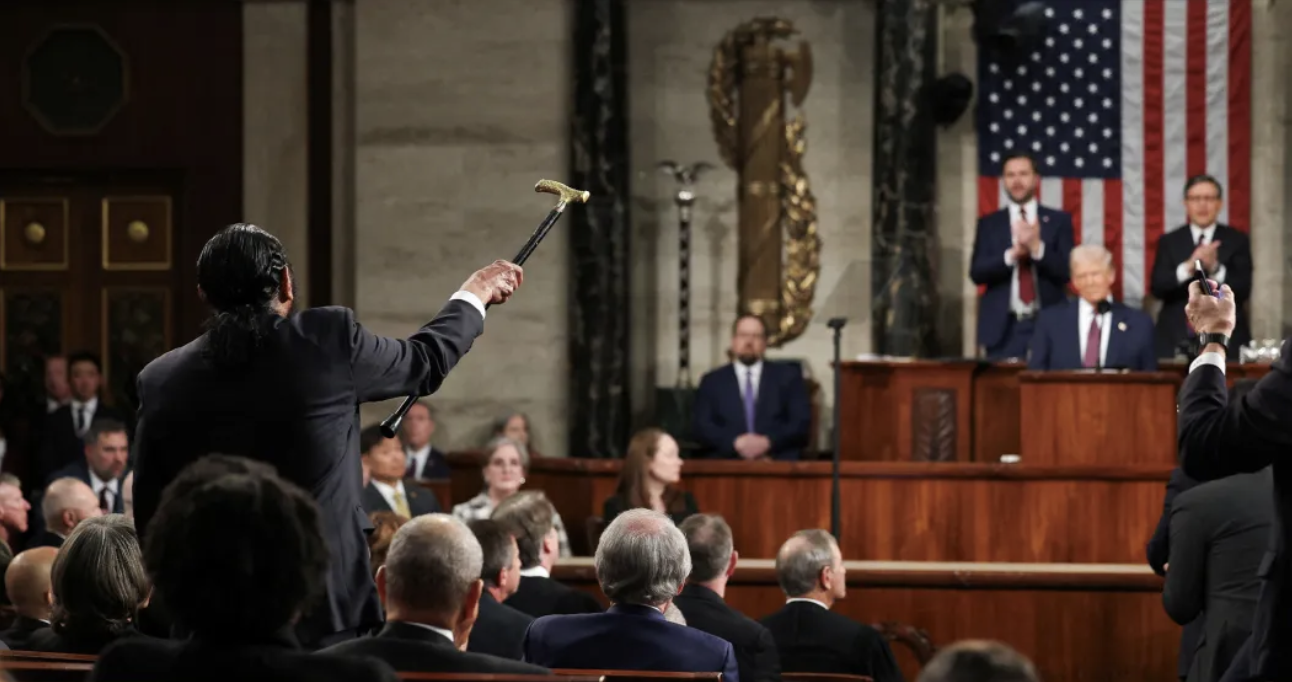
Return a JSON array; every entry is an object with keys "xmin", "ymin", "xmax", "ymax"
[
  {"xmin": 490, "ymin": 410, "xmax": 543, "ymax": 458},
  {"xmin": 603, "ymin": 428, "xmax": 698, "ymax": 526},
  {"xmin": 29, "ymin": 514, "xmax": 150, "ymax": 654},
  {"xmin": 451, "ymin": 436, "xmax": 571, "ymax": 556},
  {"xmin": 367, "ymin": 511, "xmax": 409, "ymax": 579}
]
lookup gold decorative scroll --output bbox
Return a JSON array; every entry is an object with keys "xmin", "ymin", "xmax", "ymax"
[{"xmin": 707, "ymin": 17, "xmax": 820, "ymax": 347}]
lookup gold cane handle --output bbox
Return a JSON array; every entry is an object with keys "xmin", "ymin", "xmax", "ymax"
[{"xmin": 535, "ymin": 179, "xmax": 591, "ymax": 205}]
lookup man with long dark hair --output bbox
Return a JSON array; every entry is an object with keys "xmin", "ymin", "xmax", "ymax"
[{"xmin": 130, "ymin": 223, "xmax": 522, "ymax": 648}]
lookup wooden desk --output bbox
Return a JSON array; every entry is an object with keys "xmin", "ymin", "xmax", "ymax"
[
  {"xmin": 1019, "ymin": 371, "xmax": 1180, "ymax": 465},
  {"xmin": 449, "ymin": 457, "xmax": 1169, "ymax": 562},
  {"xmin": 551, "ymin": 559, "xmax": 1176, "ymax": 682}
]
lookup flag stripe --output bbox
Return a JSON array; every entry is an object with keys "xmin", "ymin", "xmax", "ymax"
[
  {"xmin": 1162, "ymin": 0, "xmax": 1188, "ymax": 237},
  {"xmin": 1207, "ymin": 0, "xmax": 1230, "ymax": 224},
  {"xmin": 1078, "ymin": 178, "xmax": 1101, "ymax": 246},
  {"xmin": 1122, "ymin": 0, "xmax": 1147, "ymax": 304},
  {"xmin": 1228, "ymin": 0, "xmax": 1252, "ymax": 231},
  {"xmin": 1186, "ymin": 0, "xmax": 1209, "ymax": 179},
  {"xmin": 1106, "ymin": 178, "xmax": 1125, "ymax": 302},
  {"xmin": 979, "ymin": 176, "xmax": 999, "ymax": 218},
  {"xmin": 1040, "ymin": 177, "xmax": 1064, "ymax": 209}
]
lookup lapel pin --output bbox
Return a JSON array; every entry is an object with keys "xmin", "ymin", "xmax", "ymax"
[{"xmin": 1118, "ymin": 321, "xmax": 1127, "ymax": 331}]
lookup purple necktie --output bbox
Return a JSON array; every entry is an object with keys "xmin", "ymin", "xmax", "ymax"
[
  {"xmin": 1084, "ymin": 315, "xmax": 1102, "ymax": 368},
  {"xmin": 743, "ymin": 368, "xmax": 756, "ymax": 432}
]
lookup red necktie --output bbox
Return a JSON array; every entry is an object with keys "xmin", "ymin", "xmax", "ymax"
[
  {"xmin": 1017, "ymin": 206, "xmax": 1036, "ymax": 304},
  {"xmin": 1084, "ymin": 315, "xmax": 1102, "ymax": 368}
]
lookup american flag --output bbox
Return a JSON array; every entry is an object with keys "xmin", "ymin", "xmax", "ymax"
[{"xmin": 977, "ymin": 0, "xmax": 1251, "ymax": 305}]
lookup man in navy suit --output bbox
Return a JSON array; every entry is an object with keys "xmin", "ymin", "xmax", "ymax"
[
  {"xmin": 692, "ymin": 315, "xmax": 810, "ymax": 461},
  {"xmin": 358, "ymin": 424, "xmax": 441, "ymax": 518},
  {"xmin": 970, "ymin": 152, "xmax": 1076, "ymax": 359},
  {"xmin": 45, "ymin": 418, "xmax": 130, "ymax": 514},
  {"xmin": 1149, "ymin": 174, "xmax": 1254, "ymax": 359},
  {"xmin": 522, "ymin": 509, "xmax": 739, "ymax": 681},
  {"xmin": 1027, "ymin": 245, "xmax": 1157, "ymax": 372}
]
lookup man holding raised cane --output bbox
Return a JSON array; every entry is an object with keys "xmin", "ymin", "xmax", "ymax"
[
  {"xmin": 1178, "ymin": 277, "xmax": 1288, "ymax": 682},
  {"xmin": 131, "ymin": 223, "xmax": 523, "ymax": 648}
]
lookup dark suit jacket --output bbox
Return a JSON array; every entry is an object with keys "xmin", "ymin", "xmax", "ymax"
[
  {"xmin": 37, "ymin": 403, "xmax": 129, "ymax": 490},
  {"xmin": 1026, "ymin": 300, "xmax": 1157, "ymax": 371},
  {"xmin": 28, "ymin": 625, "xmax": 143, "ymax": 655},
  {"xmin": 1177, "ymin": 341, "xmax": 1292, "ymax": 680},
  {"xmin": 407, "ymin": 446, "xmax": 450, "ymax": 480},
  {"xmin": 360, "ymin": 480, "xmax": 441, "ymax": 518},
  {"xmin": 969, "ymin": 206, "xmax": 1075, "ymax": 349},
  {"xmin": 0, "ymin": 615, "xmax": 49, "ymax": 650},
  {"xmin": 323, "ymin": 620, "xmax": 549, "ymax": 674},
  {"xmin": 692, "ymin": 361, "xmax": 810, "ymax": 461},
  {"xmin": 1149, "ymin": 224, "xmax": 1253, "ymax": 357},
  {"xmin": 46, "ymin": 459, "xmax": 128, "ymax": 513},
  {"xmin": 602, "ymin": 492, "xmax": 699, "ymax": 527},
  {"xmin": 760, "ymin": 602, "xmax": 903, "ymax": 682},
  {"xmin": 131, "ymin": 301, "xmax": 484, "ymax": 645},
  {"xmin": 92, "ymin": 629, "xmax": 399, "ymax": 682},
  {"xmin": 523, "ymin": 603, "xmax": 739, "ymax": 682},
  {"xmin": 1148, "ymin": 467, "xmax": 1204, "ymax": 679},
  {"xmin": 24, "ymin": 530, "xmax": 64, "ymax": 550},
  {"xmin": 1164, "ymin": 469, "xmax": 1272, "ymax": 682},
  {"xmin": 468, "ymin": 591, "xmax": 533, "ymax": 660},
  {"xmin": 505, "ymin": 575, "xmax": 603, "ymax": 619},
  {"xmin": 674, "ymin": 584, "xmax": 780, "ymax": 682}
]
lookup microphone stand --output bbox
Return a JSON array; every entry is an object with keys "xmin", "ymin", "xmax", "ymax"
[{"xmin": 826, "ymin": 316, "xmax": 847, "ymax": 540}]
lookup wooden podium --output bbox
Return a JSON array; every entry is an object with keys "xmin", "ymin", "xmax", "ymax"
[
  {"xmin": 1018, "ymin": 371, "xmax": 1181, "ymax": 465},
  {"xmin": 838, "ymin": 361, "xmax": 979, "ymax": 462}
]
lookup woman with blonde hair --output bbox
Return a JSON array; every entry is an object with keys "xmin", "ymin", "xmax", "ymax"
[{"xmin": 603, "ymin": 428, "xmax": 698, "ymax": 525}]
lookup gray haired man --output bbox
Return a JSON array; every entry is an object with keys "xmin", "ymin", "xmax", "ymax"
[
  {"xmin": 760, "ymin": 530, "xmax": 904, "ymax": 682},
  {"xmin": 521, "ymin": 509, "xmax": 739, "ymax": 681}
]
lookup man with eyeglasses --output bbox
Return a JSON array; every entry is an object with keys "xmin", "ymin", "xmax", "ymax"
[{"xmin": 1149, "ymin": 174, "xmax": 1253, "ymax": 358}]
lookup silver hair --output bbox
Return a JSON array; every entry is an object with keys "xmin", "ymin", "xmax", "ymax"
[
  {"xmin": 663, "ymin": 601, "xmax": 687, "ymax": 625},
  {"xmin": 1069, "ymin": 243, "xmax": 1114, "ymax": 270},
  {"xmin": 775, "ymin": 529, "xmax": 838, "ymax": 597},
  {"xmin": 483, "ymin": 436, "xmax": 530, "ymax": 472},
  {"xmin": 384, "ymin": 514, "xmax": 483, "ymax": 613},
  {"xmin": 42, "ymin": 478, "xmax": 96, "ymax": 531},
  {"xmin": 595, "ymin": 508, "xmax": 691, "ymax": 607}
]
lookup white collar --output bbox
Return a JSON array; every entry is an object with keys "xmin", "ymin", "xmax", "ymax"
[
  {"xmin": 70, "ymin": 397, "xmax": 98, "ymax": 412},
  {"xmin": 406, "ymin": 443, "xmax": 431, "ymax": 457},
  {"xmin": 786, "ymin": 597, "xmax": 830, "ymax": 610},
  {"xmin": 519, "ymin": 565, "xmax": 550, "ymax": 578},
  {"xmin": 371, "ymin": 479, "xmax": 405, "ymax": 496},
  {"xmin": 89, "ymin": 470, "xmax": 119, "ymax": 494},
  {"xmin": 734, "ymin": 359, "xmax": 764, "ymax": 375},
  {"xmin": 1078, "ymin": 297, "xmax": 1114, "ymax": 316},
  {"xmin": 1011, "ymin": 197, "xmax": 1039, "ymax": 218},
  {"xmin": 1190, "ymin": 223, "xmax": 1218, "ymax": 236},
  {"xmin": 399, "ymin": 620, "xmax": 454, "ymax": 644}
]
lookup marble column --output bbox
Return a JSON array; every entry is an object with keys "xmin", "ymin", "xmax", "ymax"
[
  {"xmin": 871, "ymin": 0, "xmax": 941, "ymax": 357},
  {"xmin": 568, "ymin": 0, "xmax": 631, "ymax": 458}
]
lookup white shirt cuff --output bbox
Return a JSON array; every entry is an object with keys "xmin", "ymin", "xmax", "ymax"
[
  {"xmin": 1212, "ymin": 264, "xmax": 1227, "ymax": 285},
  {"xmin": 450, "ymin": 290, "xmax": 487, "ymax": 319},
  {"xmin": 1188, "ymin": 351, "xmax": 1226, "ymax": 374},
  {"xmin": 1175, "ymin": 262, "xmax": 1192, "ymax": 284},
  {"xmin": 1004, "ymin": 249, "xmax": 1017, "ymax": 267},
  {"xmin": 1031, "ymin": 242, "xmax": 1045, "ymax": 261}
]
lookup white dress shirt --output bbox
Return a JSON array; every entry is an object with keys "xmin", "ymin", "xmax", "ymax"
[
  {"xmin": 1174, "ymin": 224, "xmax": 1228, "ymax": 285},
  {"xmin": 734, "ymin": 360, "xmax": 764, "ymax": 405},
  {"xmin": 89, "ymin": 470, "xmax": 119, "ymax": 511},
  {"xmin": 450, "ymin": 290, "xmax": 487, "ymax": 319},
  {"xmin": 1077, "ymin": 298, "xmax": 1113, "ymax": 367},
  {"xmin": 401, "ymin": 621, "xmax": 455, "ymax": 644},
  {"xmin": 406, "ymin": 444, "xmax": 431, "ymax": 479},
  {"xmin": 1002, "ymin": 199, "xmax": 1046, "ymax": 315},
  {"xmin": 519, "ymin": 565, "xmax": 550, "ymax": 578},
  {"xmin": 1191, "ymin": 351, "xmax": 1227, "ymax": 374},
  {"xmin": 70, "ymin": 397, "xmax": 99, "ymax": 436},
  {"xmin": 785, "ymin": 597, "xmax": 831, "ymax": 610},
  {"xmin": 371, "ymin": 479, "xmax": 410, "ymax": 514}
]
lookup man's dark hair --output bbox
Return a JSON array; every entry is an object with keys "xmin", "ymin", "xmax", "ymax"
[
  {"xmin": 917, "ymin": 640, "xmax": 1038, "ymax": 682},
  {"xmin": 66, "ymin": 351, "xmax": 102, "ymax": 374},
  {"xmin": 469, "ymin": 519, "xmax": 517, "ymax": 587},
  {"xmin": 197, "ymin": 223, "xmax": 293, "ymax": 370},
  {"xmin": 1184, "ymin": 174, "xmax": 1224, "ymax": 198},
  {"xmin": 143, "ymin": 455, "xmax": 327, "ymax": 638},
  {"xmin": 491, "ymin": 491, "xmax": 555, "ymax": 569},
  {"xmin": 83, "ymin": 418, "xmax": 128, "ymax": 448},
  {"xmin": 731, "ymin": 314, "xmax": 768, "ymax": 338},
  {"xmin": 679, "ymin": 514, "xmax": 734, "ymax": 583},
  {"xmin": 1001, "ymin": 152, "xmax": 1037, "ymax": 172},
  {"xmin": 50, "ymin": 514, "xmax": 149, "ymax": 641},
  {"xmin": 359, "ymin": 424, "xmax": 389, "ymax": 456}
]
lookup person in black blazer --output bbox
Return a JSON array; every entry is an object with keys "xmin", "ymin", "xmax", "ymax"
[
  {"xmin": 693, "ymin": 315, "xmax": 811, "ymax": 461},
  {"xmin": 603, "ymin": 428, "xmax": 699, "ymax": 527},
  {"xmin": 0, "ymin": 546, "xmax": 55, "ymax": 649},
  {"xmin": 466, "ymin": 519, "xmax": 533, "ymax": 660},
  {"xmin": 129, "ymin": 225, "xmax": 522, "ymax": 647},
  {"xmin": 1164, "ymin": 469, "xmax": 1273, "ymax": 682},
  {"xmin": 37, "ymin": 351, "xmax": 129, "ymax": 490},
  {"xmin": 493, "ymin": 491, "xmax": 602, "ymax": 618},
  {"xmin": 760, "ymin": 530, "xmax": 902, "ymax": 682},
  {"xmin": 1176, "ymin": 279, "xmax": 1290, "ymax": 682},
  {"xmin": 1149, "ymin": 175, "xmax": 1253, "ymax": 359},
  {"xmin": 1148, "ymin": 466, "xmax": 1203, "ymax": 681},
  {"xmin": 400, "ymin": 401, "xmax": 451, "ymax": 480},
  {"xmin": 358, "ymin": 425, "xmax": 440, "ymax": 518},
  {"xmin": 323, "ymin": 514, "xmax": 549, "ymax": 675},
  {"xmin": 45, "ymin": 418, "xmax": 130, "ymax": 512},
  {"xmin": 675, "ymin": 515, "xmax": 780, "ymax": 682}
]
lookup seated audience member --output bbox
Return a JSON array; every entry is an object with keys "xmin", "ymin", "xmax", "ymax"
[
  {"xmin": 324, "ymin": 514, "xmax": 549, "ymax": 674},
  {"xmin": 453, "ymin": 437, "xmax": 572, "ymax": 557},
  {"xmin": 693, "ymin": 315, "xmax": 811, "ymax": 461},
  {"xmin": 92, "ymin": 455, "xmax": 398, "ymax": 682},
  {"xmin": 761, "ymin": 530, "xmax": 902, "ymax": 682},
  {"xmin": 466, "ymin": 519, "xmax": 533, "ymax": 660},
  {"xmin": 491, "ymin": 410, "xmax": 544, "ymax": 459},
  {"xmin": 1, "ymin": 547, "xmax": 56, "ymax": 649},
  {"xmin": 675, "ymin": 515, "xmax": 780, "ymax": 682},
  {"xmin": 38, "ymin": 352, "xmax": 130, "ymax": 486},
  {"xmin": 400, "ymin": 400, "xmax": 450, "ymax": 480},
  {"xmin": 368, "ymin": 511, "xmax": 410, "ymax": 580},
  {"xmin": 30, "ymin": 477, "xmax": 102, "ymax": 549},
  {"xmin": 29, "ymin": 514, "xmax": 149, "ymax": 654},
  {"xmin": 0, "ymin": 477, "xmax": 31, "ymax": 553},
  {"xmin": 360, "ymin": 425, "xmax": 440, "ymax": 518},
  {"xmin": 917, "ymin": 640, "xmax": 1038, "ymax": 682},
  {"xmin": 46, "ymin": 418, "xmax": 130, "ymax": 513},
  {"xmin": 1027, "ymin": 244, "xmax": 1156, "ymax": 371},
  {"xmin": 1164, "ymin": 467, "xmax": 1273, "ymax": 682},
  {"xmin": 522, "ymin": 509, "xmax": 738, "ymax": 681},
  {"xmin": 492, "ymin": 491, "xmax": 600, "ymax": 617},
  {"xmin": 604, "ymin": 428, "xmax": 699, "ymax": 526},
  {"xmin": 663, "ymin": 603, "xmax": 687, "ymax": 625}
]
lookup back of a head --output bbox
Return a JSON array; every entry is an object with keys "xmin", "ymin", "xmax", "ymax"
[
  {"xmin": 42, "ymin": 477, "xmax": 95, "ymax": 530},
  {"xmin": 469, "ymin": 519, "xmax": 517, "ymax": 586},
  {"xmin": 595, "ymin": 508, "xmax": 691, "ymax": 607},
  {"xmin": 917, "ymin": 640, "xmax": 1039, "ymax": 682},
  {"xmin": 679, "ymin": 514, "xmax": 733, "ymax": 583},
  {"xmin": 197, "ymin": 223, "xmax": 291, "ymax": 369},
  {"xmin": 143, "ymin": 463, "xmax": 327, "ymax": 639},
  {"xmin": 492, "ymin": 491, "xmax": 554, "ymax": 569},
  {"xmin": 6, "ymin": 547, "xmax": 58, "ymax": 613},
  {"xmin": 384, "ymin": 514, "xmax": 483, "ymax": 615},
  {"xmin": 775, "ymin": 529, "xmax": 837, "ymax": 597},
  {"xmin": 50, "ymin": 514, "xmax": 148, "ymax": 639}
]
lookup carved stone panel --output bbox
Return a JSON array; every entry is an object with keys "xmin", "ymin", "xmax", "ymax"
[
  {"xmin": 102, "ymin": 288, "xmax": 170, "ymax": 412},
  {"xmin": 910, "ymin": 387, "xmax": 956, "ymax": 462},
  {"xmin": 0, "ymin": 198, "xmax": 69, "ymax": 270},
  {"xmin": 102, "ymin": 196, "xmax": 172, "ymax": 270}
]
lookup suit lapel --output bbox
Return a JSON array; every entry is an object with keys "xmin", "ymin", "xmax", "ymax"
[
  {"xmin": 1105, "ymin": 305, "xmax": 1124, "ymax": 368},
  {"xmin": 1065, "ymin": 302, "xmax": 1083, "ymax": 368}
]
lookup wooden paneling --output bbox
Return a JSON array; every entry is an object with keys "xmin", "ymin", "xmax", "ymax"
[
  {"xmin": 0, "ymin": 198, "xmax": 68, "ymax": 270},
  {"xmin": 551, "ymin": 560, "xmax": 1177, "ymax": 682},
  {"xmin": 839, "ymin": 362, "xmax": 978, "ymax": 462},
  {"xmin": 970, "ymin": 362, "xmax": 1023, "ymax": 461},
  {"xmin": 1019, "ymin": 372, "xmax": 1180, "ymax": 465}
]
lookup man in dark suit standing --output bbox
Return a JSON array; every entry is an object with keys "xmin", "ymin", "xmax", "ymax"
[
  {"xmin": 1164, "ymin": 468, "xmax": 1272, "ymax": 682},
  {"xmin": 358, "ymin": 425, "xmax": 440, "ymax": 518},
  {"xmin": 130, "ymin": 224, "xmax": 523, "ymax": 648},
  {"xmin": 466, "ymin": 519, "xmax": 533, "ymax": 661},
  {"xmin": 493, "ymin": 491, "xmax": 602, "ymax": 618},
  {"xmin": 675, "ymin": 514, "xmax": 780, "ymax": 682},
  {"xmin": 1177, "ymin": 277, "xmax": 1288, "ymax": 682},
  {"xmin": 1149, "ymin": 175, "xmax": 1253, "ymax": 359},
  {"xmin": 400, "ymin": 401, "xmax": 450, "ymax": 480},
  {"xmin": 970, "ymin": 152, "xmax": 1075, "ymax": 360},
  {"xmin": 37, "ymin": 352, "xmax": 129, "ymax": 488},
  {"xmin": 1148, "ymin": 466, "xmax": 1203, "ymax": 682},
  {"xmin": 692, "ymin": 315, "xmax": 810, "ymax": 461},
  {"xmin": 522, "ymin": 509, "xmax": 739, "ymax": 681},
  {"xmin": 1027, "ymin": 245, "xmax": 1157, "ymax": 371}
]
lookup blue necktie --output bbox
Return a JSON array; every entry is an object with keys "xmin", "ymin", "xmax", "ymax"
[{"xmin": 743, "ymin": 368, "xmax": 756, "ymax": 433}]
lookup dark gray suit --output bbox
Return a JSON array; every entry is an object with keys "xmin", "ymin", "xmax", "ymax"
[
  {"xmin": 1164, "ymin": 469, "xmax": 1272, "ymax": 682},
  {"xmin": 132, "ymin": 300, "xmax": 484, "ymax": 645}
]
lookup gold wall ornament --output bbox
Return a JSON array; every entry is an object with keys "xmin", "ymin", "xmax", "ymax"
[
  {"xmin": 707, "ymin": 17, "xmax": 820, "ymax": 347},
  {"xmin": 23, "ymin": 222, "xmax": 46, "ymax": 245},
  {"xmin": 126, "ymin": 220, "xmax": 149, "ymax": 243}
]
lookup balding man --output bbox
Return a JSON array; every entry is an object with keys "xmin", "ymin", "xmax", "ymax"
[
  {"xmin": 1027, "ymin": 244, "xmax": 1156, "ymax": 371},
  {"xmin": 522, "ymin": 509, "xmax": 738, "ymax": 681},
  {"xmin": 322, "ymin": 514, "xmax": 548, "ymax": 674},
  {"xmin": 760, "ymin": 530, "xmax": 902, "ymax": 682},
  {"xmin": 1, "ymin": 547, "xmax": 56, "ymax": 648},
  {"xmin": 30, "ymin": 478, "xmax": 102, "ymax": 549}
]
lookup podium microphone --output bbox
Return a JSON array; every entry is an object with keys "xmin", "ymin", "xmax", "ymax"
[{"xmin": 1095, "ymin": 300, "xmax": 1112, "ymax": 372}]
